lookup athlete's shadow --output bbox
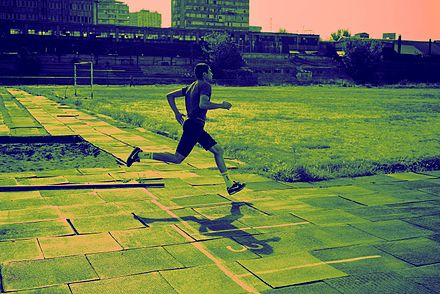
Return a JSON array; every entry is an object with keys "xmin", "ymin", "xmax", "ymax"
[{"xmin": 136, "ymin": 202, "xmax": 280, "ymax": 255}]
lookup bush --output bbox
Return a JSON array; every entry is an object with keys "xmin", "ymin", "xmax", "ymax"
[
  {"xmin": 330, "ymin": 29, "xmax": 351, "ymax": 41},
  {"xmin": 201, "ymin": 32, "xmax": 245, "ymax": 77},
  {"xmin": 343, "ymin": 40, "xmax": 383, "ymax": 83}
]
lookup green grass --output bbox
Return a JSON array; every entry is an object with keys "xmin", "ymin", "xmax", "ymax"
[
  {"xmin": 0, "ymin": 88, "xmax": 48, "ymax": 136},
  {"xmin": 21, "ymin": 85, "xmax": 440, "ymax": 181}
]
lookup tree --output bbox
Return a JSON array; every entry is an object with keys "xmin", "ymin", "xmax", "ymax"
[
  {"xmin": 278, "ymin": 28, "xmax": 288, "ymax": 33},
  {"xmin": 201, "ymin": 32, "xmax": 245, "ymax": 76},
  {"xmin": 330, "ymin": 29, "xmax": 351, "ymax": 41},
  {"xmin": 342, "ymin": 39, "xmax": 383, "ymax": 82}
]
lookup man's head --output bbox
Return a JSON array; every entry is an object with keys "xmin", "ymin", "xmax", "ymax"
[{"xmin": 194, "ymin": 63, "xmax": 213, "ymax": 81}]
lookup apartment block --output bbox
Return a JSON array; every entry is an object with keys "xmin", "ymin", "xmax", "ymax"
[
  {"xmin": 97, "ymin": 0, "xmax": 129, "ymax": 25},
  {"xmin": 172, "ymin": 0, "xmax": 249, "ymax": 30},
  {"xmin": 129, "ymin": 10, "xmax": 161, "ymax": 28},
  {"xmin": 0, "ymin": 0, "xmax": 98, "ymax": 24}
]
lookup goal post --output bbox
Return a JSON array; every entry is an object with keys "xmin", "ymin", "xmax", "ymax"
[{"xmin": 74, "ymin": 61, "xmax": 94, "ymax": 99}]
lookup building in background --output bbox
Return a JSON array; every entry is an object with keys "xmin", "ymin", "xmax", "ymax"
[
  {"xmin": 0, "ymin": 0, "xmax": 98, "ymax": 24},
  {"xmin": 249, "ymin": 26, "xmax": 262, "ymax": 32},
  {"xmin": 129, "ymin": 10, "xmax": 161, "ymax": 28},
  {"xmin": 354, "ymin": 32, "xmax": 370, "ymax": 39},
  {"xmin": 383, "ymin": 33, "xmax": 397, "ymax": 40},
  {"xmin": 97, "ymin": 0, "xmax": 129, "ymax": 25},
  {"xmin": 171, "ymin": 0, "xmax": 249, "ymax": 30}
]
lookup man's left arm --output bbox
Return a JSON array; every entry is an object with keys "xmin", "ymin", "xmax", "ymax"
[
  {"xmin": 198, "ymin": 83, "xmax": 232, "ymax": 110},
  {"xmin": 199, "ymin": 95, "xmax": 231, "ymax": 110}
]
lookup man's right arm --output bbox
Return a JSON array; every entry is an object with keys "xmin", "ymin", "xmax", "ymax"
[{"xmin": 166, "ymin": 89, "xmax": 185, "ymax": 125}]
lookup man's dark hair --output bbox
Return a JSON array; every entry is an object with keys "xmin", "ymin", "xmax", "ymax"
[{"xmin": 194, "ymin": 63, "xmax": 210, "ymax": 79}]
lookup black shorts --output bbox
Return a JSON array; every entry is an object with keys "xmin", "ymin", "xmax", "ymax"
[{"xmin": 176, "ymin": 119, "xmax": 217, "ymax": 157}]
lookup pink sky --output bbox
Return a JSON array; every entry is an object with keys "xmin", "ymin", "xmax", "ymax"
[{"xmin": 121, "ymin": 0, "xmax": 440, "ymax": 41}]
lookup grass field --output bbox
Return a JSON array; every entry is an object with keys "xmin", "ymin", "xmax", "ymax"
[{"xmin": 22, "ymin": 85, "xmax": 440, "ymax": 181}]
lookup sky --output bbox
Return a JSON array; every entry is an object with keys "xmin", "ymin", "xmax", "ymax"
[{"xmin": 121, "ymin": 0, "xmax": 440, "ymax": 41}]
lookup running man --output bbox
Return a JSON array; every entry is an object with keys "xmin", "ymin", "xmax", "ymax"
[{"xmin": 127, "ymin": 63, "xmax": 246, "ymax": 196}]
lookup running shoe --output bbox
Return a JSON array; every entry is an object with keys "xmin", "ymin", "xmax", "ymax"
[
  {"xmin": 126, "ymin": 147, "xmax": 142, "ymax": 167},
  {"xmin": 227, "ymin": 181, "xmax": 246, "ymax": 195}
]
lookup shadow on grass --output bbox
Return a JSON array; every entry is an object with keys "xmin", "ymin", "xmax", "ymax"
[{"xmin": 136, "ymin": 202, "xmax": 280, "ymax": 255}]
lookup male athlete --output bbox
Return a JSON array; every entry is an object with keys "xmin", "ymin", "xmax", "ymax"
[{"xmin": 127, "ymin": 63, "xmax": 246, "ymax": 196}]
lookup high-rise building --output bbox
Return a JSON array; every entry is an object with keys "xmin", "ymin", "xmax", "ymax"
[
  {"xmin": 0, "ymin": 0, "xmax": 98, "ymax": 24},
  {"xmin": 171, "ymin": 0, "xmax": 249, "ymax": 30},
  {"xmin": 129, "ymin": 10, "xmax": 161, "ymax": 28},
  {"xmin": 97, "ymin": 0, "xmax": 129, "ymax": 25}
]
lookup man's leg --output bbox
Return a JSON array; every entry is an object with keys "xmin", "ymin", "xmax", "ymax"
[
  {"xmin": 139, "ymin": 151, "xmax": 185, "ymax": 164},
  {"xmin": 127, "ymin": 148, "xmax": 186, "ymax": 166},
  {"xmin": 127, "ymin": 123, "xmax": 193, "ymax": 167},
  {"xmin": 209, "ymin": 144, "xmax": 245, "ymax": 195},
  {"xmin": 209, "ymin": 144, "xmax": 227, "ymax": 173}
]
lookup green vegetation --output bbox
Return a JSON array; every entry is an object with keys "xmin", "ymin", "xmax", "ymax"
[
  {"xmin": 0, "ymin": 142, "xmax": 120, "ymax": 172},
  {"xmin": 343, "ymin": 40, "xmax": 384, "ymax": 83},
  {"xmin": 22, "ymin": 85, "xmax": 440, "ymax": 181},
  {"xmin": 201, "ymin": 32, "xmax": 246, "ymax": 80},
  {"xmin": 330, "ymin": 29, "xmax": 351, "ymax": 41},
  {"xmin": 202, "ymin": 32, "xmax": 245, "ymax": 71},
  {"xmin": 0, "ymin": 88, "xmax": 48, "ymax": 136}
]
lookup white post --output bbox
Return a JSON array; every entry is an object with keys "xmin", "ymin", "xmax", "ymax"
[
  {"xmin": 90, "ymin": 62, "xmax": 94, "ymax": 99},
  {"xmin": 74, "ymin": 61, "xmax": 94, "ymax": 99},
  {"xmin": 74, "ymin": 63, "xmax": 77, "ymax": 96}
]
